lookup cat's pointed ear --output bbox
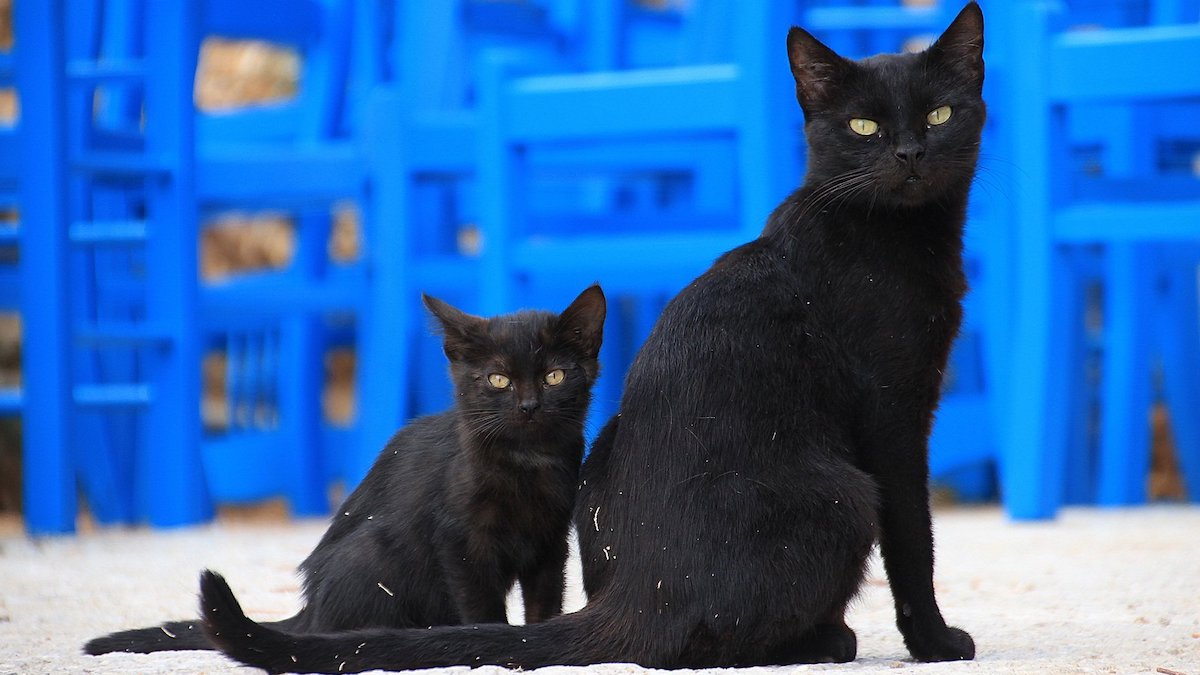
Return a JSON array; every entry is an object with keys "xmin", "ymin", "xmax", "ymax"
[
  {"xmin": 927, "ymin": 2, "xmax": 984, "ymax": 91},
  {"xmin": 422, "ymin": 293, "xmax": 487, "ymax": 361},
  {"xmin": 557, "ymin": 285, "xmax": 606, "ymax": 358},
  {"xmin": 786, "ymin": 27, "xmax": 850, "ymax": 112}
]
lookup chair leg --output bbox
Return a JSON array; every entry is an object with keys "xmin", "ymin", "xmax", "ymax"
[
  {"xmin": 1001, "ymin": 246, "xmax": 1067, "ymax": 519},
  {"xmin": 280, "ymin": 315, "xmax": 328, "ymax": 516},
  {"xmin": 1096, "ymin": 244, "xmax": 1154, "ymax": 506},
  {"xmin": 17, "ymin": 0, "xmax": 76, "ymax": 534}
]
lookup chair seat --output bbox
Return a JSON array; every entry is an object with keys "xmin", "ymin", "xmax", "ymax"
[
  {"xmin": 1050, "ymin": 24, "xmax": 1200, "ymax": 101},
  {"xmin": 512, "ymin": 231, "xmax": 745, "ymax": 292},
  {"xmin": 1056, "ymin": 201, "xmax": 1200, "ymax": 243},
  {"xmin": 197, "ymin": 141, "xmax": 366, "ymax": 204},
  {"xmin": 200, "ymin": 267, "xmax": 367, "ymax": 318},
  {"xmin": 504, "ymin": 64, "xmax": 742, "ymax": 141}
]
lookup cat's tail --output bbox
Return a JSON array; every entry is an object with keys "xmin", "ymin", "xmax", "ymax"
[
  {"xmin": 84, "ymin": 604, "xmax": 307, "ymax": 655},
  {"xmin": 200, "ymin": 569, "xmax": 660, "ymax": 674},
  {"xmin": 84, "ymin": 619, "xmax": 216, "ymax": 655}
]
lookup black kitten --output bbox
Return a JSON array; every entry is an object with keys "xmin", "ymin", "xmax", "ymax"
[
  {"xmin": 85, "ymin": 285, "xmax": 605, "ymax": 655},
  {"xmin": 198, "ymin": 3, "xmax": 984, "ymax": 671}
]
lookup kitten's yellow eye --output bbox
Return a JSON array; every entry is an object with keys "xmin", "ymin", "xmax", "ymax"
[
  {"xmin": 544, "ymin": 369, "xmax": 565, "ymax": 386},
  {"xmin": 849, "ymin": 118, "xmax": 879, "ymax": 136},
  {"xmin": 488, "ymin": 373, "xmax": 510, "ymax": 389},
  {"xmin": 926, "ymin": 106, "xmax": 952, "ymax": 126}
]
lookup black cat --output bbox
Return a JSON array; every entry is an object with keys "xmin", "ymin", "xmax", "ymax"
[
  {"xmin": 85, "ymin": 285, "xmax": 606, "ymax": 655},
  {"xmin": 197, "ymin": 3, "xmax": 984, "ymax": 670}
]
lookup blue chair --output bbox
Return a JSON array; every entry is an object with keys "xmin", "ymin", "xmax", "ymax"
[
  {"xmin": 356, "ymin": 0, "xmax": 634, "ymax": 482},
  {"xmin": 994, "ymin": 0, "xmax": 1200, "ymax": 518},
  {"xmin": 474, "ymin": 0, "xmax": 801, "ymax": 430},
  {"xmin": 15, "ymin": 0, "xmax": 381, "ymax": 533}
]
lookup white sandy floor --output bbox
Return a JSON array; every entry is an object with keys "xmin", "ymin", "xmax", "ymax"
[{"xmin": 1, "ymin": 505, "xmax": 1197, "ymax": 675}]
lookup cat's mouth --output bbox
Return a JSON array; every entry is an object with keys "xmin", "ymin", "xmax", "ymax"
[{"xmin": 904, "ymin": 174, "xmax": 922, "ymax": 183}]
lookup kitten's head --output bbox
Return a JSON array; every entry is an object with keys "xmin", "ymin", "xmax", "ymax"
[
  {"xmin": 423, "ymin": 285, "xmax": 606, "ymax": 442},
  {"xmin": 787, "ymin": 2, "xmax": 985, "ymax": 208}
]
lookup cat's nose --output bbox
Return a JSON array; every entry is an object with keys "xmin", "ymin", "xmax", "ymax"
[
  {"xmin": 519, "ymin": 399, "xmax": 540, "ymax": 417},
  {"xmin": 894, "ymin": 143, "xmax": 925, "ymax": 169}
]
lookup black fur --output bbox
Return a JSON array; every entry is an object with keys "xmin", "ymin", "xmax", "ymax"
[
  {"xmin": 198, "ymin": 3, "xmax": 984, "ymax": 671},
  {"xmin": 85, "ymin": 286, "xmax": 605, "ymax": 655}
]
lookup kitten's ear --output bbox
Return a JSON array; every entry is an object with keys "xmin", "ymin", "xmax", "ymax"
[
  {"xmin": 557, "ymin": 285, "xmax": 606, "ymax": 358},
  {"xmin": 422, "ymin": 293, "xmax": 487, "ymax": 361},
  {"xmin": 786, "ymin": 27, "xmax": 849, "ymax": 112},
  {"xmin": 927, "ymin": 2, "xmax": 984, "ymax": 90}
]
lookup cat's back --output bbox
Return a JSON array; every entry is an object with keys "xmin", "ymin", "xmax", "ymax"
[
  {"xmin": 308, "ymin": 412, "xmax": 461, "ymax": 553},
  {"xmin": 615, "ymin": 233, "xmax": 845, "ymax": 459}
]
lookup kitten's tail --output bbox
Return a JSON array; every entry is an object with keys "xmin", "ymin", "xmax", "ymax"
[
  {"xmin": 84, "ymin": 603, "xmax": 306, "ymax": 655},
  {"xmin": 200, "ymin": 569, "xmax": 661, "ymax": 674},
  {"xmin": 84, "ymin": 619, "xmax": 216, "ymax": 655}
]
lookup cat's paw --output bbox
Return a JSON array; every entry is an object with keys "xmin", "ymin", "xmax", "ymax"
[
  {"xmin": 807, "ymin": 623, "xmax": 858, "ymax": 663},
  {"xmin": 779, "ymin": 623, "xmax": 857, "ymax": 664},
  {"xmin": 902, "ymin": 624, "xmax": 975, "ymax": 662}
]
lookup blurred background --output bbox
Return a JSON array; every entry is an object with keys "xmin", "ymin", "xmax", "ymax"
[{"xmin": 0, "ymin": 0, "xmax": 1196, "ymax": 535}]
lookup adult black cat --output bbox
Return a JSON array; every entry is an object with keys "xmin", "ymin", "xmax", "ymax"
[
  {"xmin": 85, "ymin": 285, "xmax": 605, "ymax": 655},
  {"xmin": 199, "ymin": 3, "xmax": 984, "ymax": 670}
]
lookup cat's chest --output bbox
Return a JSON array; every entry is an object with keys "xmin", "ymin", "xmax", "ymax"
[
  {"xmin": 826, "ymin": 250, "xmax": 961, "ymax": 327},
  {"xmin": 808, "ymin": 244, "xmax": 965, "ymax": 393},
  {"xmin": 454, "ymin": 461, "xmax": 573, "ymax": 531}
]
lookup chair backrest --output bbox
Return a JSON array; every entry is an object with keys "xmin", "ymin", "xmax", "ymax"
[{"xmin": 87, "ymin": 0, "xmax": 359, "ymax": 145}]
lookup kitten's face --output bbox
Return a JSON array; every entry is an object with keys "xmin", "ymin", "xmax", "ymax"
[
  {"xmin": 423, "ymin": 286, "xmax": 606, "ymax": 442},
  {"xmin": 788, "ymin": 2, "xmax": 985, "ymax": 209}
]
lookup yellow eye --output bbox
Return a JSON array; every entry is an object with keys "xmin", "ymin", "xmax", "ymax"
[
  {"xmin": 487, "ymin": 373, "xmax": 510, "ymax": 389},
  {"xmin": 544, "ymin": 369, "xmax": 565, "ymax": 386},
  {"xmin": 926, "ymin": 105, "xmax": 952, "ymax": 126},
  {"xmin": 849, "ymin": 118, "xmax": 879, "ymax": 136}
]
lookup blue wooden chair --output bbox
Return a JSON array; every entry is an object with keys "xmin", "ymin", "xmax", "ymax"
[
  {"xmin": 994, "ymin": 0, "xmax": 1200, "ymax": 518},
  {"xmin": 473, "ymin": 0, "xmax": 801, "ymax": 430},
  {"xmin": 356, "ymin": 0, "xmax": 634, "ymax": 483},
  {"xmin": 15, "ymin": 0, "xmax": 380, "ymax": 533}
]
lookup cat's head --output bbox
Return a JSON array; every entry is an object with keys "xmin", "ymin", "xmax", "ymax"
[
  {"xmin": 787, "ymin": 2, "xmax": 985, "ymax": 208},
  {"xmin": 423, "ymin": 285, "xmax": 606, "ymax": 441}
]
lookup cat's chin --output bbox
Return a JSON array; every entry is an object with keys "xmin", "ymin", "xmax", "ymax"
[{"xmin": 887, "ymin": 176, "xmax": 951, "ymax": 208}]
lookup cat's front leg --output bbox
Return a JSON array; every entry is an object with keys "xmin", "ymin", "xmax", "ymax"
[
  {"xmin": 518, "ymin": 537, "xmax": 569, "ymax": 623},
  {"xmin": 441, "ymin": 544, "xmax": 510, "ymax": 624},
  {"xmin": 871, "ymin": 450, "xmax": 975, "ymax": 662}
]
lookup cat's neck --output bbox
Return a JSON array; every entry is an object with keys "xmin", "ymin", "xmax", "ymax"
[
  {"xmin": 454, "ymin": 409, "xmax": 582, "ymax": 470},
  {"xmin": 766, "ymin": 178, "xmax": 971, "ymax": 261}
]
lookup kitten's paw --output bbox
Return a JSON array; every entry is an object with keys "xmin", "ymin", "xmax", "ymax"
[{"xmin": 902, "ymin": 624, "xmax": 975, "ymax": 662}]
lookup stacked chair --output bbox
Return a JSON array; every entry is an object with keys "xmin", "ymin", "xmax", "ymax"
[
  {"xmin": 991, "ymin": 0, "xmax": 1200, "ymax": 517},
  {"xmin": 473, "ymin": 1, "xmax": 801, "ymax": 428},
  {"xmin": 795, "ymin": 0, "xmax": 1200, "ymax": 518},
  {"xmin": 355, "ymin": 0, "xmax": 611, "ymax": 482},
  {"xmin": 12, "ymin": 0, "xmax": 1199, "ymax": 532},
  {"xmin": 14, "ymin": 0, "xmax": 384, "ymax": 533}
]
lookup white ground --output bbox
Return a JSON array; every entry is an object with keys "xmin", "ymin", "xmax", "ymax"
[{"xmin": 1, "ymin": 506, "xmax": 1197, "ymax": 675}]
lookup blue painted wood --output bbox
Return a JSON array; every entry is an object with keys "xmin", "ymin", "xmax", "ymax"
[
  {"xmin": 473, "ymin": 0, "xmax": 799, "ymax": 437},
  {"xmin": 997, "ymin": 0, "xmax": 1200, "ymax": 517},
  {"xmin": 354, "ymin": 1, "xmax": 609, "ymax": 484},
  {"xmin": 14, "ymin": 0, "xmax": 79, "ymax": 535}
]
